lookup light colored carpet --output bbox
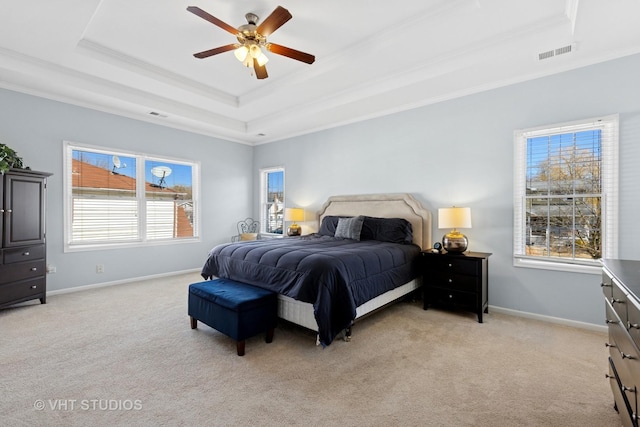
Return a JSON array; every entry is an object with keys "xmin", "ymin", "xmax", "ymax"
[{"xmin": 0, "ymin": 272, "xmax": 619, "ymax": 426}]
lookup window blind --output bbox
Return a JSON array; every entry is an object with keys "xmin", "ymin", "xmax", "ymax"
[{"xmin": 513, "ymin": 115, "xmax": 618, "ymax": 268}]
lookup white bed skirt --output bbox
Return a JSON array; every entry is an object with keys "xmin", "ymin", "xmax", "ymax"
[{"xmin": 277, "ymin": 277, "xmax": 422, "ymax": 332}]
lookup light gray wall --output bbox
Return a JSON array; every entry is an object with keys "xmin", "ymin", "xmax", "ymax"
[
  {"xmin": 0, "ymin": 88, "xmax": 253, "ymax": 292},
  {"xmin": 254, "ymin": 53, "xmax": 640, "ymax": 326}
]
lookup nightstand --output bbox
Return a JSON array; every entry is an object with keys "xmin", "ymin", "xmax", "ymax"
[{"xmin": 421, "ymin": 251, "xmax": 491, "ymax": 322}]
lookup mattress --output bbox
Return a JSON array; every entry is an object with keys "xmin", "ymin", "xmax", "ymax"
[{"xmin": 201, "ymin": 234, "xmax": 420, "ymax": 346}]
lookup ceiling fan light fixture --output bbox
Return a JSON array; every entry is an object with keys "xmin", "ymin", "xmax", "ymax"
[
  {"xmin": 249, "ymin": 44, "xmax": 262, "ymax": 59},
  {"xmin": 256, "ymin": 51, "xmax": 269, "ymax": 66},
  {"xmin": 234, "ymin": 45, "xmax": 249, "ymax": 61},
  {"xmin": 187, "ymin": 5, "xmax": 314, "ymax": 79}
]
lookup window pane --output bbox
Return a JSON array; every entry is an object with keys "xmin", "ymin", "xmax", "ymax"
[
  {"xmin": 66, "ymin": 143, "xmax": 199, "ymax": 250},
  {"xmin": 515, "ymin": 115, "xmax": 617, "ymax": 267},
  {"xmin": 527, "ymin": 131, "xmax": 601, "ymax": 197},
  {"xmin": 574, "ymin": 196, "xmax": 601, "ymax": 259},
  {"xmin": 547, "ymin": 200, "xmax": 574, "ymax": 258},
  {"xmin": 145, "ymin": 160, "xmax": 194, "ymax": 240},
  {"xmin": 525, "ymin": 197, "xmax": 548, "ymax": 254},
  {"xmin": 546, "ymin": 133, "xmax": 573, "ymax": 195},
  {"xmin": 71, "ymin": 150, "xmax": 138, "ymax": 242},
  {"xmin": 574, "ymin": 130, "xmax": 601, "ymax": 194},
  {"xmin": 526, "ymin": 136, "xmax": 549, "ymax": 196},
  {"xmin": 264, "ymin": 170, "xmax": 283, "ymax": 234},
  {"xmin": 523, "ymin": 127, "xmax": 603, "ymax": 261}
]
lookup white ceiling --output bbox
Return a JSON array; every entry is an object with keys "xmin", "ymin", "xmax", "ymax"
[{"xmin": 1, "ymin": 0, "xmax": 640, "ymax": 145}]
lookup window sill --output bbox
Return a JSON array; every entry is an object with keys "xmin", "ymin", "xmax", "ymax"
[
  {"xmin": 513, "ymin": 256, "xmax": 601, "ymax": 275},
  {"xmin": 64, "ymin": 237, "xmax": 200, "ymax": 253}
]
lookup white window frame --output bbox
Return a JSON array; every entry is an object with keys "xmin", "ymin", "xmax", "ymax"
[
  {"xmin": 513, "ymin": 115, "xmax": 619, "ymax": 274},
  {"xmin": 63, "ymin": 141, "xmax": 200, "ymax": 252},
  {"xmin": 259, "ymin": 166, "xmax": 285, "ymax": 237}
]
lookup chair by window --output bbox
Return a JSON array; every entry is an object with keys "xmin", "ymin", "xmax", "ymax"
[{"xmin": 232, "ymin": 218, "xmax": 260, "ymax": 242}]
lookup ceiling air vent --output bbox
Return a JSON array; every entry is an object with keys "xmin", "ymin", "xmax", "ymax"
[
  {"xmin": 148, "ymin": 111, "xmax": 168, "ymax": 118},
  {"xmin": 538, "ymin": 43, "xmax": 576, "ymax": 61}
]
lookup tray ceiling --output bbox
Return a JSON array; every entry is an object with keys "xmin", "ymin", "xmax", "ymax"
[{"xmin": 1, "ymin": 0, "xmax": 639, "ymax": 144}]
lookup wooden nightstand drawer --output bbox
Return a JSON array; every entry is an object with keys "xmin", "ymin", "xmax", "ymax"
[
  {"xmin": 432, "ymin": 257, "xmax": 479, "ymax": 276},
  {"xmin": 426, "ymin": 287, "xmax": 476, "ymax": 309},
  {"xmin": 433, "ymin": 271, "xmax": 477, "ymax": 293}
]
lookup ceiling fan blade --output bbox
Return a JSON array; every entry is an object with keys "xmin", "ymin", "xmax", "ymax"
[
  {"xmin": 256, "ymin": 6, "xmax": 292, "ymax": 37},
  {"xmin": 254, "ymin": 59, "xmax": 268, "ymax": 79},
  {"xmin": 266, "ymin": 43, "xmax": 315, "ymax": 64},
  {"xmin": 193, "ymin": 44, "xmax": 238, "ymax": 59},
  {"xmin": 187, "ymin": 6, "xmax": 239, "ymax": 36}
]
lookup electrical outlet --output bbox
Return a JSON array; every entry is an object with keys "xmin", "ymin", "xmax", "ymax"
[
  {"xmin": 46, "ymin": 264, "xmax": 56, "ymax": 274},
  {"xmin": 96, "ymin": 264, "xmax": 104, "ymax": 274}
]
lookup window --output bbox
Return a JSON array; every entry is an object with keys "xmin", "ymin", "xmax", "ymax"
[
  {"xmin": 513, "ymin": 115, "xmax": 618, "ymax": 273},
  {"xmin": 64, "ymin": 142, "xmax": 199, "ymax": 251},
  {"xmin": 260, "ymin": 167, "xmax": 284, "ymax": 235}
]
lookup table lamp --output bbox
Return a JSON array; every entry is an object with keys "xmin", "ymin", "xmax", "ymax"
[
  {"xmin": 285, "ymin": 207, "xmax": 304, "ymax": 236},
  {"xmin": 438, "ymin": 207, "xmax": 472, "ymax": 253}
]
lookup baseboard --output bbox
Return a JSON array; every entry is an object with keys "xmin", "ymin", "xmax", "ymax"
[
  {"xmin": 47, "ymin": 268, "xmax": 201, "ymax": 296},
  {"xmin": 489, "ymin": 305, "xmax": 607, "ymax": 333},
  {"xmin": 47, "ymin": 276, "xmax": 607, "ymax": 334}
]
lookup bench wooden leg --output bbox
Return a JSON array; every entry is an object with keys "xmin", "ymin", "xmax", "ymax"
[
  {"xmin": 266, "ymin": 327, "xmax": 274, "ymax": 343},
  {"xmin": 236, "ymin": 340, "xmax": 246, "ymax": 356},
  {"xmin": 190, "ymin": 316, "xmax": 197, "ymax": 329}
]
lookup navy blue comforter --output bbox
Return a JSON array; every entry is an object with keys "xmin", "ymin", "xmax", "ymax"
[{"xmin": 201, "ymin": 234, "xmax": 420, "ymax": 346}]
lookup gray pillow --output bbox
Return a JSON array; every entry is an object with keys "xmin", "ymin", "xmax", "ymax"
[{"xmin": 334, "ymin": 216, "xmax": 364, "ymax": 240}]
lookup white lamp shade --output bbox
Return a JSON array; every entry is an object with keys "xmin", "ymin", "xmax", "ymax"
[
  {"xmin": 234, "ymin": 46, "xmax": 248, "ymax": 62},
  {"xmin": 438, "ymin": 207, "xmax": 472, "ymax": 229},
  {"xmin": 249, "ymin": 44, "xmax": 261, "ymax": 59},
  {"xmin": 284, "ymin": 208, "xmax": 304, "ymax": 222},
  {"xmin": 256, "ymin": 52, "xmax": 269, "ymax": 66}
]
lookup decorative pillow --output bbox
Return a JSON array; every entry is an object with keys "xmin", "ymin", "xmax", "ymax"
[
  {"xmin": 360, "ymin": 216, "xmax": 413, "ymax": 244},
  {"xmin": 334, "ymin": 216, "xmax": 364, "ymax": 240},
  {"xmin": 239, "ymin": 233, "xmax": 258, "ymax": 241},
  {"xmin": 318, "ymin": 215, "xmax": 350, "ymax": 236}
]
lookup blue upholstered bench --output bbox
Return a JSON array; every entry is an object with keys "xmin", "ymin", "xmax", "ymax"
[{"xmin": 188, "ymin": 279, "xmax": 277, "ymax": 356}]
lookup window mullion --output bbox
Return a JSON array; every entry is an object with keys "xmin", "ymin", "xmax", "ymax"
[{"xmin": 137, "ymin": 156, "xmax": 146, "ymax": 242}]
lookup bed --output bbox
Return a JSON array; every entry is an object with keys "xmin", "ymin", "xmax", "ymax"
[{"xmin": 201, "ymin": 193, "xmax": 431, "ymax": 346}]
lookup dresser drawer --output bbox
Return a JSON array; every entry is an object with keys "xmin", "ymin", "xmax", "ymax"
[
  {"xmin": 611, "ymin": 282, "xmax": 630, "ymax": 325},
  {"xmin": 3, "ymin": 244, "xmax": 45, "ymax": 264},
  {"xmin": 627, "ymin": 299, "xmax": 640, "ymax": 350},
  {"xmin": 606, "ymin": 297, "xmax": 623, "ymax": 328},
  {"xmin": 602, "ymin": 271, "xmax": 614, "ymax": 298},
  {"xmin": 0, "ymin": 277, "xmax": 45, "ymax": 306},
  {"xmin": 609, "ymin": 320, "xmax": 640, "ymax": 417},
  {"xmin": 433, "ymin": 271, "xmax": 478, "ymax": 293},
  {"xmin": 432, "ymin": 257, "xmax": 479, "ymax": 276},
  {"xmin": 0, "ymin": 260, "xmax": 45, "ymax": 285},
  {"xmin": 609, "ymin": 357, "xmax": 638, "ymax": 427}
]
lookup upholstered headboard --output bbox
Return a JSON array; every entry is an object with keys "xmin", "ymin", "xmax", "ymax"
[{"xmin": 317, "ymin": 193, "xmax": 432, "ymax": 250}]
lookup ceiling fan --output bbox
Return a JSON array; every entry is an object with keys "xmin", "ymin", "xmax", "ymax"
[{"xmin": 187, "ymin": 5, "xmax": 315, "ymax": 80}]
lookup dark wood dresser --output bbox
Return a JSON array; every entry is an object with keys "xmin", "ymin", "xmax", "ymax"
[
  {"xmin": 422, "ymin": 251, "xmax": 491, "ymax": 323},
  {"xmin": 0, "ymin": 169, "xmax": 51, "ymax": 309},
  {"xmin": 602, "ymin": 259, "xmax": 640, "ymax": 426}
]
